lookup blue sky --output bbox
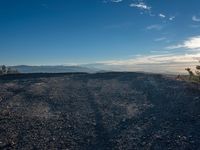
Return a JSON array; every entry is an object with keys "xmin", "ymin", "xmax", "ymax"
[{"xmin": 1, "ymin": 0, "xmax": 200, "ymax": 73}]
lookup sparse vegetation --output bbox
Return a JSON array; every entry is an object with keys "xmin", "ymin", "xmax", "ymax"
[
  {"xmin": 185, "ymin": 68, "xmax": 194, "ymax": 80},
  {"xmin": 195, "ymin": 63, "xmax": 200, "ymax": 82},
  {"xmin": 0, "ymin": 65, "xmax": 19, "ymax": 75},
  {"xmin": 185, "ymin": 61, "xmax": 200, "ymax": 82}
]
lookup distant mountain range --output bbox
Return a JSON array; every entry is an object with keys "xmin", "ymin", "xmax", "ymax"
[
  {"xmin": 10, "ymin": 65, "xmax": 101, "ymax": 73},
  {"xmin": 8, "ymin": 65, "xmax": 179, "ymax": 75}
]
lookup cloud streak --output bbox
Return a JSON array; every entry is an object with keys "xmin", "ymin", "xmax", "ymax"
[
  {"xmin": 169, "ymin": 16, "xmax": 175, "ymax": 21},
  {"xmin": 146, "ymin": 24, "xmax": 163, "ymax": 30},
  {"xmin": 97, "ymin": 53, "xmax": 200, "ymax": 74},
  {"xmin": 192, "ymin": 15, "xmax": 200, "ymax": 22},
  {"xmin": 101, "ymin": 54, "xmax": 200, "ymax": 65},
  {"xmin": 129, "ymin": 2, "xmax": 151, "ymax": 10},
  {"xmin": 167, "ymin": 36, "xmax": 200, "ymax": 50},
  {"xmin": 111, "ymin": 0, "xmax": 123, "ymax": 2},
  {"xmin": 109, "ymin": 0, "xmax": 176, "ymax": 22},
  {"xmin": 159, "ymin": 13, "xmax": 166, "ymax": 18},
  {"xmin": 154, "ymin": 37, "xmax": 166, "ymax": 42}
]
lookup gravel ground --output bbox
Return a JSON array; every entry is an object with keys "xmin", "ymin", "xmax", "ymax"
[{"xmin": 0, "ymin": 72, "xmax": 200, "ymax": 150}]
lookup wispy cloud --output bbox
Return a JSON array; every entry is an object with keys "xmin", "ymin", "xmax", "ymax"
[
  {"xmin": 108, "ymin": 0, "xmax": 177, "ymax": 22},
  {"xmin": 192, "ymin": 15, "xmax": 200, "ymax": 22},
  {"xmin": 129, "ymin": 2, "xmax": 151, "ymax": 10},
  {"xmin": 159, "ymin": 13, "xmax": 166, "ymax": 18},
  {"xmin": 167, "ymin": 36, "xmax": 200, "ymax": 50},
  {"xmin": 169, "ymin": 16, "xmax": 176, "ymax": 21},
  {"xmin": 97, "ymin": 53, "xmax": 200, "ymax": 74},
  {"xmin": 146, "ymin": 24, "xmax": 163, "ymax": 30},
  {"xmin": 102, "ymin": 53, "xmax": 200, "ymax": 65},
  {"xmin": 110, "ymin": 0, "xmax": 123, "ymax": 3},
  {"xmin": 154, "ymin": 37, "xmax": 166, "ymax": 42}
]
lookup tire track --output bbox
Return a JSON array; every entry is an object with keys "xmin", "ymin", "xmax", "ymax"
[{"xmin": 84, "ymin": 86, "xmax": 112, "ymax": 150}]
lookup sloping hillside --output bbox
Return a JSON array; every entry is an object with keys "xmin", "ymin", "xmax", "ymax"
[{"xmin": 0, "ymin": 72, "xmax": 200, "ymax": 150}]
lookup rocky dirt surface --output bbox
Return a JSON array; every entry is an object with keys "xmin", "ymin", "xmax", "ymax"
[{"xmin": 0, "ymin": 72, "xmax": 200, "ymax": 150}]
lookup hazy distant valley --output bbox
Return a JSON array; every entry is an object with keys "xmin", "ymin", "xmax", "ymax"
[{"xmin": 10, "ymin": 65, "xmax": 101, "ymax": 73}]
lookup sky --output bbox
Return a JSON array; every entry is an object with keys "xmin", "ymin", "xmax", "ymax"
[{"xmin": 1, "ymin": 0, "xmax": 200, "ymax": 73}]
